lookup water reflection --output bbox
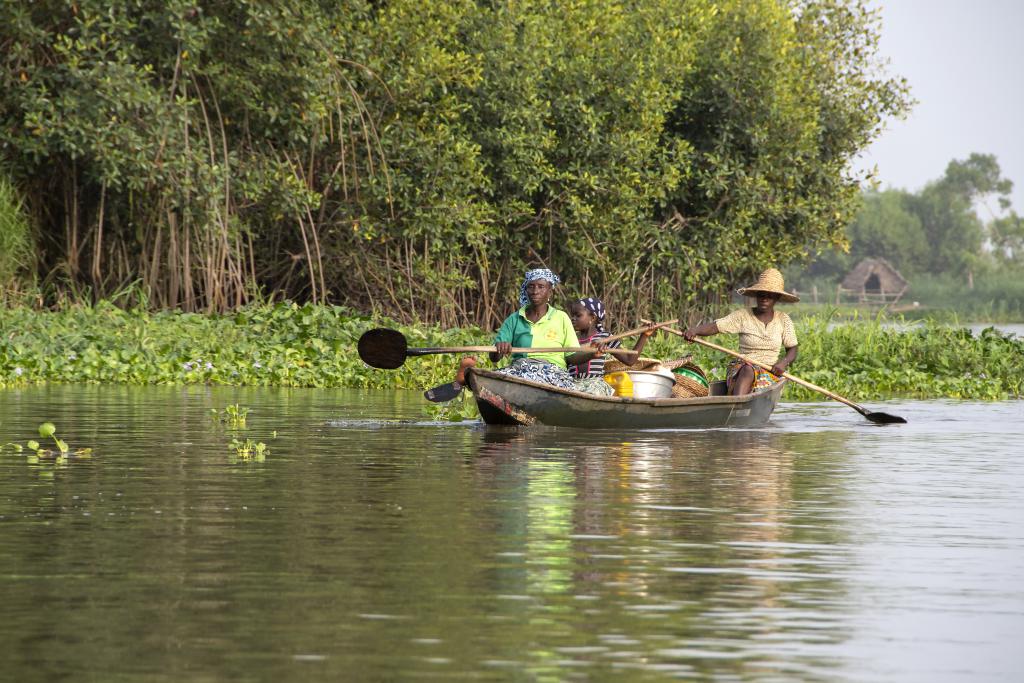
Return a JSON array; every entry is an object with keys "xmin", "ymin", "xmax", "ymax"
[
  {"xmin": 0, "ymin": 386, "xmax": 1020, "ymax": 681},
  {"xmin": 460, "ymin": 427, "xmax": 861, "ymax": 678}
]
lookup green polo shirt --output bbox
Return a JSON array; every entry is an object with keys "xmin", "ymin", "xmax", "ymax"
[{"xmin": 494, "ymin": 306, "xmax": 576, "ymax": 369}]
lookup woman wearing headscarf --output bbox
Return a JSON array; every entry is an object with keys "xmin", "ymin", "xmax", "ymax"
[
  {"xmin": 488, "ymin": 268, "xmax": 586, "ymax": 388},
  {"xmin": 444, "ymin": 270, "xmax": 632, "ymax": 395}
]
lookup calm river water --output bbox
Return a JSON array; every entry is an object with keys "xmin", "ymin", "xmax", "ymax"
[{"xmin": 0, "ymin": 386, "xmax": 1021, "ymax": 681}]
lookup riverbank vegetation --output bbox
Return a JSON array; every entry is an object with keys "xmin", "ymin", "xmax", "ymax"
[
  {"xmin": 787, "ymin": 272, "xmax": 1024, "ymax": 323},
  {"xmin": 1, "ymin": 0, "xmax": 909, "ymax": 326},
  {"xmin": 1, "ymin": 304, "xmax": 1020, "ymax": 400}
]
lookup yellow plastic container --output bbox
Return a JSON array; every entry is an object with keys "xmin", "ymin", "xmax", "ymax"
[{"xmin": 603, "ymin": 371, "xmax": 634, "ymax": 398}]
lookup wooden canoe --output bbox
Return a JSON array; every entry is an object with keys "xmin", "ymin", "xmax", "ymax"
[{"xmin": 466, "ymin": 368, "xmax": 786, "ymax": 428}]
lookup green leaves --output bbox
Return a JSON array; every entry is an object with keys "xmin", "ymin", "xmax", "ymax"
[
  {"xmin": 4, "ymin": 422, "xmax": 70, "ymax": 457},
  {"xmin": 2, "ymin": 304, "xmax": 1020, "ymax": 400},
  {"xmin": 1, "ymin": 0, "xmax": 910, "ymax": 324}
]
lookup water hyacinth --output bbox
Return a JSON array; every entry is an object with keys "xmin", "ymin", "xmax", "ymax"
[{"xmin": 0, "ymin": 303, "xmax": 1020, "ymax": 399}]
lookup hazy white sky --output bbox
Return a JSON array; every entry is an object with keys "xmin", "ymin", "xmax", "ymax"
[{"xmin": 856, "ymin": 0, "xmax": 1024, "ymax": 213}]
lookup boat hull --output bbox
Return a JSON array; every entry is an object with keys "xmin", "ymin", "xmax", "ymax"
[{"xmin": 467, "ymin": 369, "xmax": 784, "ymax": 429}]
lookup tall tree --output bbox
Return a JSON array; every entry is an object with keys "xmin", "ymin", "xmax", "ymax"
[
  {"xmin": 849, "ymin": 190, "xmax": 929, "ymax": 273},
  {"xmin": 911, "ymin": 153, "xmax": 1014, "ymax": 281},
  {"xmin": 0, "ymin": 0, "xmax": 911, "ymax": 322}
]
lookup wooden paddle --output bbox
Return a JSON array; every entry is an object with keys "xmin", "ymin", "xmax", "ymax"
[
  {"xmin": 359, "ymin": 323, "xmax": 675, "ymax": 371},
  {"xmin": 649, "ymin": 321, "xmax": 907, "ymax": 424},
  {"xmin": 419, "ymin": 320, "xmax": 677, "ymax": 402}
]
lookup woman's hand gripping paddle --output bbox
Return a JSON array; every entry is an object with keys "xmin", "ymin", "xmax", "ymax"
[
  {"xmin": 358, "ymin": 327, "xmax": 653, "ymax": 370},
  {"xmin": 400, "ymin": 320, "xmax": 678, "ymax": 403}
]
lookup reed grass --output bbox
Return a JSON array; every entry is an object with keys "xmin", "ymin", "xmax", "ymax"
[{"xmin": 0, "ymin": 173, "xmax": 33, "ymax": 298}]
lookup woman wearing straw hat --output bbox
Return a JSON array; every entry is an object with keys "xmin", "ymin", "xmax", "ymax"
[{"xmin": 682, "ymin": 268, "xmax": 799, "ymax": 396}]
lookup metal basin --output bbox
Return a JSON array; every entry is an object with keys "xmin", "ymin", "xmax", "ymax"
[{"xmin": 625, "ymin": 371, "xmax": 675, "ymax": 399}]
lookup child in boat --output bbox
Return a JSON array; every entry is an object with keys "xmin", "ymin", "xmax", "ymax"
[
  {"xmin": 682, "ymin": 268, "xmax": 798, "ymax": 396},
  {"xmin": 567, "ymin": 297, "xmax": 653, "ymax": 378}
]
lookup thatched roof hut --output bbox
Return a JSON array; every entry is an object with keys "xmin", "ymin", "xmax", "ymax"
[{"xmin": 837, "ymin": 258, "xmax": 908, "ymax": 304}]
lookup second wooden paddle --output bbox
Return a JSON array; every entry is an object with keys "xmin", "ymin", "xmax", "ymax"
[{"xmin": 651, "ymin": 322, "xmax": 906, "ymax": 424}]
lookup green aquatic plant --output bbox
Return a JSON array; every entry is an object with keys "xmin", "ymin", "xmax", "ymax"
[
  {"xmin": 1, "ymin": 304, "xmax": 1021, "ymax": 399},
  {"xmin": 37, "ymin": 422, "xmax": 68, "ymax": 454},
  {"xmin": 229, "ymin": 438, "xmax": 268, "ymax": 462},
  {"xmin": 0, "ymin": 302, "xmax": 490, "ymax": 390},
  {"xmin": 0, "ymin": 422, "xmax": 91, "ymax": 462},
  {"xmin": 211, "ymin": 404, "xmax": 249, "ymax": 428}
]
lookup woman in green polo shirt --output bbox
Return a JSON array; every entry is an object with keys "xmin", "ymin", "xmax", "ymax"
[{"xmin": 487, "ymin": 268, "xmax": 603, "ymax": 389}]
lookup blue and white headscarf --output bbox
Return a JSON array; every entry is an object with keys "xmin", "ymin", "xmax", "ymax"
[
  {"xmin": 518, "ymin": 268, "xmax": 561, "ymax": 307},
  {"xmin": 577, "ymin": 297, "xmax": 606, "ymax": 332}
]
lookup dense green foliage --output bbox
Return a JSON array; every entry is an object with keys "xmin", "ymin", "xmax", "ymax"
[
  {"xmin": 0, "ymin": 301, "xmax": 450, "ymax": 389},
  {"xmin": 1, "ymin": 0, "xmax": 909, "ymax": 325},
  {"xmin": 1, "ymin": 304, "xmax": 1020, "ymax": 400},
  {"xmin": 793, "ymin": 316, "xmax": 1022, "ymax": 400}
]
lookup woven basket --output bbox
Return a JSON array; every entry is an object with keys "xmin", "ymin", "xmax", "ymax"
[
  {"xmin": 603, "ymin": 357, "xmax": 664, "ymax": 375},
  {"xmin": 660, "ymin": 356, "xmax": 693, "ymax": 371},
  {"xmin": 669, "ymin": 360, "xmax": 710, "ymax": 398}
]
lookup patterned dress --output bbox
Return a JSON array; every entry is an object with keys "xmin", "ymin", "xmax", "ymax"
[{"xmin": 566, "ymin": 331, "xmax": 621, "ymax": 378}]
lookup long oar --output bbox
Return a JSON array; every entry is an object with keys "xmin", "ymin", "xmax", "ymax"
[
  {"xmin": 396, "ymin": 319, "xmax": 675, "ymax": 402},
  {"xmin": 654, "ymin": 323, "xmax": 906, "ymax": 424},
  {"xmin": 359, "ymin": 323, "xmax": 675, "ymax": 371}
]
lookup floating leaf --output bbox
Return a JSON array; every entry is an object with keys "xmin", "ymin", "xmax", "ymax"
[{"xmin": 38, "ymin": 422, "xmax": 56, "ymax": 438}]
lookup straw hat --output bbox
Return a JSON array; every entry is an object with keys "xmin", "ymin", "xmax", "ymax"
[{"xmin": 736, "ymin": 268, "xmax": 800, "ymax": 303}]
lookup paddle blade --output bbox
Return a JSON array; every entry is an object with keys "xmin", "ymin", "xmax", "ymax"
[
  {"xmin": 866, "ymin": 411, "xmax": 907, "ymax": 424},
  {"xmin": 424, "ymin": 381, "xmax": 463, "ymax": 403},
  {"xmin": 358, "ymin": 328, "xmax": 407, "ymax": 369}
]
